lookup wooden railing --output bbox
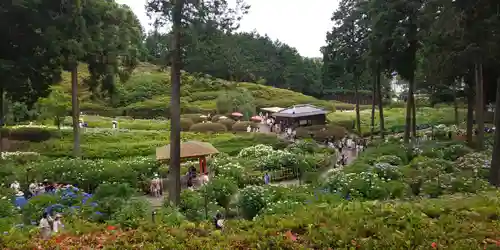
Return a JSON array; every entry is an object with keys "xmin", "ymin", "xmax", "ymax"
[{"xmin": 269, "ymin": 168, "xmax": 297, "ymax": 181}]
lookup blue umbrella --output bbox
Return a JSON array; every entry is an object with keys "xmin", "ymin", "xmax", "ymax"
[
  {"xmin": 14, "ymin": 196, "xmax": 28, "ymax": 208},
  {"xmin": 44, "ymin": 204, "xmax": 65, "ymax": 215}
]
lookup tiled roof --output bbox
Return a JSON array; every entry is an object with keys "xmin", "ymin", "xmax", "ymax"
[{"xmin": 272, "ymin": 104, "xmax": 326, "ymax": 118}]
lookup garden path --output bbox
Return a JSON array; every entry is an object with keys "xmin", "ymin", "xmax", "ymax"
[{"xmin": 270, "ymin": 147, "xmax": 358, "ymax": 187}]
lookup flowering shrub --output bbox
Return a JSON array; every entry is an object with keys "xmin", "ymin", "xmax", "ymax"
[
  {"xmin": 257, "ymin": 150, "xmax": 302, "ymax": 171},
  {"xmin": 13, "ymin": 191, "xmax": 500, "ymax": 249},
  {"xmin": 111, "ymin": 198, "xmax": 151, "ymax": 229},
  {"xmin": 202, "ymin": 177, "xmax": 238, "ymax": 210},
  {"xmin": 286, "ymin": 140, "xmax": 318, "ymax": 154},
  {"xmin": 178, "ymin": 189, "xmax": 223, "ymax": 221},
  {"xmin": 237, "ymin": 185, "xmax": 275, "ymax": 219},
  {"xmin": 441, "ymin": 143, "xmax": 472, "ymax": 161},
  {"xmin": 258, "ymin": 200, "xmax": 303, "ymax": 216},
  {"xmin": 92, "ymin": 183, "xmax": 136, "ymax": 220},
  {"xmin": 237, "ymin": 144, "xmax": 273, "ymax": 159},
  {"xmin": 376, "ymin": 155, "xmax": 403, "ymax": 166},
  {"xmin": 455, "ymin": 152, "xmax": 491, "ymax": 179},
  {"xmin": 26, "ymin": 157, "xmax": 157, "ymax": 192},
  {"xmin": 373, "ymin": 162, "xmax": 402, "ymax": 180},
  {"xmin": 0, "ymin": 151, "xmax": 40, "ymax": 160},
  {"xmin": 456, "ymin": 152, "xmax": 491, "ymax": 171},
  {"xmin": 323, "ymin": 171, "xmax": 405, "ymax": 200}
]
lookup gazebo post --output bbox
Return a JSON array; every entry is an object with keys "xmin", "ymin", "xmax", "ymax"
[
  {"xmin": 198, "ymin": 156, "xmax": 207, "ymax": 174},
  {"xmin": 199, "ymin": 157, "xmax": 203, "ymax": 174},
  {"xmin": 202, "ymin": 156, "xmax": 207, "ymax": 174}
]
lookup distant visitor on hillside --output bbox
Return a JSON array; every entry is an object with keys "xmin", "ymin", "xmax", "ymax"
[
  {"xmin": 246, "ymin": 125, "xmax": 251, "ymax": 132},
  {"xmin": 112, "ymin": 120, "xmax": 118, "ymax": 129}
]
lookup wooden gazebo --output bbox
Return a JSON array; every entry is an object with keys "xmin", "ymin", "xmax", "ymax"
[
  {"xmin": 156, "ymin": 141, "xmax": 219, "ymax": 174},
  {"xmin": 272, "ymin": 104, "xmax": 327, "ymax": 128}
]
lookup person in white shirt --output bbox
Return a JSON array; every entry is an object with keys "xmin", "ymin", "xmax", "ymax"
[
  {"xmin": 246, "ymin": 125, "xmax": 251, "ymax": 132},
  {"xmin": 39, "ymin": 212, "xmax": 52, "ymax": 240},
  {"xmin": 10, "ymin": 181, "xmax": 20, "ymax": 192},
  {"xmin": 201, "ymin": 174, "xmax": 209, "ymax": 186},
  {"xmin": 52, "ymin": 214, "xmax": 63, "ymax": 233},
  {"xmin": 29, "ymin": 182, "xmax": 37, "ymax": 197}
]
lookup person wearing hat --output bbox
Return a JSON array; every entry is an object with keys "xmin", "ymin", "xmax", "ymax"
[
  {"xmin": 52, "ymin": 213, "xmax": 63, "ymax": 233},
  {"xmin": 29, "ymin": 181, "xmax": 37, "ymax": 197}
]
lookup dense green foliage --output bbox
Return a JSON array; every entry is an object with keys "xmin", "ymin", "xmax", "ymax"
[{"xmin": 145, "ymin": 30, "xmax": 325, "ymax": 98}]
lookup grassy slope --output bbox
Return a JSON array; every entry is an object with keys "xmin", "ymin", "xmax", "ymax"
[
  {"xmin": 54, "ymin": 63, "xmax": 348, "ymax": 117},
  {"xmin": 328, "ymin": 107, "xmax": 466, "ymax": 134}
]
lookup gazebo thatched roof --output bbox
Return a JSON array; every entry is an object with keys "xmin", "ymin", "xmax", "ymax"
[{"xmin": 156, "ymin": 141, "xmax": 219, "ymax": 161}]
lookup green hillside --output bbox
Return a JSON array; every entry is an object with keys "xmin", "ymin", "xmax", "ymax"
[{"xmin": 54, "ymin": 63, "xmax": 348, "ymax": 118}]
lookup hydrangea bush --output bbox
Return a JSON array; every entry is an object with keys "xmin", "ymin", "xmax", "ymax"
[
  {"xmin": 237, "ymin": 144, "xmax": 273, "ymax": 159},
  {"xmin": 237, "ymin": 185, "xmax": 276, "ymax": 219}
]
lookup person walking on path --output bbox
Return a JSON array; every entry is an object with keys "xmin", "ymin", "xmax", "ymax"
[
  {"xmin": 150, "ymin": 174, "xmax": 161, "ymax": 197},
  {"xmin": 264, "ymin": 173, "xmax": 270, "ymax": 184}
]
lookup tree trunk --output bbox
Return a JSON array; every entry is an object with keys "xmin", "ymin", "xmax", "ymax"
[
  {"xmin": 411, "ymin": 81, "xmax": 417, "ymax": 142},
  {"xmin": 404, "ymin": 80, "xmax": 414, "ymax": 144},
  {"xmin": 71, "ymin": 65, "xmax": 81, "ymax": 157},
  {"xmin": 475, "ymin": 62, "xmax": 484, "ymax": 150},
  {"xmin": 168, "ymin": 0, "xmax": 184, "ymax": 206},
  {"xmin": 0, "ymin": 84, "xmax": 4, "ymax": 156},
  {"xmin": 453, "ymin": 80, "xmax": 459, "ymax": 126},
  {"xmin": 375, "ymin": 64, "xmax": 384, "ymax": 139},
  {"xmin": 370, "ymin": 68, "xmax": 376, "ymax": 140},
  {"xmin": 489, "ymin": 78, "xmax": 500, "ymax": 186},
  {"xmin": 354, "ymin": 74, "xmax": 361, "ymax": 136},
  {"xmin": 466, "ymin": 79, "xmax": 474, "ymax": 145}
]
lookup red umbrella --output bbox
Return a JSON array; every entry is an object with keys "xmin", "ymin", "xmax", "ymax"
[
  {"xmin": 251, "ymin": 116, "xmax": 262, "ymax": 121},
  {"xmin": 231, "ymin": 112, "xmax": 243, "ymax": 117}
]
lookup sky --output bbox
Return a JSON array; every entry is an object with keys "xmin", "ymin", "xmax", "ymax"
[{"xmin": 116, "ymin": 0, "xmax": 340, "ymax": 58}]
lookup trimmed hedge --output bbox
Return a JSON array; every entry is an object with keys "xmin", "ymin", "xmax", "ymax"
[
  {"xmin": 181, "ymin": 114, "xmax": 207, "ymax": 124},
  {"xmin": 180, "ymin": 118, "xmax": 194, "ymax": 131},
  {"xmin": 295, "ymin": 124, "xmax": 346, "ymax": 141},
  {"xmin": 218, "ymin": 119, "xmax": 236, "ymax": 130},
  {"xmin": 4, "ymin": 127, "xmax": 54, "ymax": 142},
  {"xmin": 189, "ymin": 123, "xmax": 227, "ymax": 133},
  {"xmin": 232, "ymin": 121, "xmax": 259, "ymax": 132}
]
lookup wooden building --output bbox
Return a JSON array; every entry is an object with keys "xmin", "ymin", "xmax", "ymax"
[{"xmin": 272, "ymin": 104, "xmax": 327, "ymax": 128}]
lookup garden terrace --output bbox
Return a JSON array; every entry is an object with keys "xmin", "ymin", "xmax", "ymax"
[
  {"xmin": 2, "ymin": 126, "xmax": 288, "ymax": 159},
  {"xmin": 327, "ymin": 106, "xmax": 466, "ymax": 136},
  {"xmin": 47, "ymin": 63, "xmax": 344, "ymax": 119}
]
